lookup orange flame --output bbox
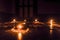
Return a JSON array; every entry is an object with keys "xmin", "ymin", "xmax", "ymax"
[
  {"xmin": 10, "ymin": 23, "xmax": 29, "ymax": 40},
  {"xmin": 33, "ymin": 19, "xmax": 40, "ymax": 24},
  {"xmin": 17, "ymin": 24, "xmax": 23, "ymax": 29},
  {"xmin": 50, "ymin": 19, "xmax": 53, "ymax": 29},
  {"xmin": 11, "ymin": 19, "xmax": 16, "ymax": 23},
  {"xmin": 18, "ymin": 32, "xmax": 22, "ymax": 40},
  {"xmin": 49, "ymin": 19, "xmax": 54, "ymax": 34}
]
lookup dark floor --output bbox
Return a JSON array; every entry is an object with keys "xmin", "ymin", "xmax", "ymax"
[{"xmin": 0, "ymin": 26, "xmax": 60, "ymax": 40}]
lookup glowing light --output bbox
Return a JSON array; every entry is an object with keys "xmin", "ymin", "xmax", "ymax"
[
  {"xmin": 13, "ymin": 19, "xmax": 16, "ymax": 22},
  {"xmin": 49, "ymin": 19, "xmax": 54, "ymax": 34},
  {"xmin": 50, "ymin": 30, "xmax": 53, "ymax": 35},
  {"xmin": 35, "ymin": 19, "xmax": 38, "ymax": 22},
  {"xmin": 33, "ymin": 19, "xmax": 40, "ymax": 24},
  {"xmin": 24, "ymin": 19, "xmax": 27, "ymax": 22},
  {"xmin": 17, "ymin": 24, "xmax": 23, "ymax": 29},
  {"xmin": 8, "ymin": 23, "xmax": 29, "ymax": 40},
  {"xmin": 11, "ymin": 19, "xmax": 16, "ymax": 23},
  {"xmin": 18, "ymin": 33, "xmax": 22, "ymax": 40},
  {"xmin": 11, "ymin": 28, "xmax": 18, "ymax": 32},
  {"xmin": 25, "ymin": 28, "xmax": 29, "ymax": 32},
  {"xmin": 22, "ymin": 22, "xmax": 26, "ymax": 25},
  {"xmin": 50, "ymin": 19, "xmax": 53, "ymax": 30},
  {"xmin": 21, "ymin": 28, "xmax": 29, "ymax": 34}
]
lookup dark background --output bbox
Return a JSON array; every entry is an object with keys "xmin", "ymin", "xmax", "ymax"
[
  {"xmin": 0, "ymin": 0, "xmax": 60, "ymax": 22},
  {"xmin": 0, "ymin": 0, "xmax": 60, "ymax": 14}
]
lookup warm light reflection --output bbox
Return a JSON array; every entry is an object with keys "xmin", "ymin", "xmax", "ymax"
[
  {"xmin": 18, "ymin": 33, "xmax": 22, "ymax": 40},
  {"xmin": 11, "ymin": 19, "xmax": 16, "ymax": 23},
  {"xmin": 35, "ymin": 19, "xmax": 38, "ymax": 22},
  {"xmin": 13, "ymin": 19, "xmax": 16, "ymax": 22},
  {"xmin": 50, "ymin": 19, "xmax": 53, "ymax": 30},
  {"xmin": 17, "ymin": 24, "xmax": 23, "ymax": 29},
  {"xmin": 10, "ymin": 23, "xmax": 29, "ymax": 40},
  {"xmin": 22, "ymin": 22, "xmax": 26, "ymax": 25},
  {"xmin": 49, "ymin": 19, "xmax": 55, "ymax": 35},
  {"xmin": 50, "ymin": 30, "xmax": 53, "ymax": 34},
  {"xmin": 33, "ymin": 19, "xmax": 40, "ymax": 24},
  {"xmin": 24, "ymin": 19, "xmax": 27, "ymax": 22}
]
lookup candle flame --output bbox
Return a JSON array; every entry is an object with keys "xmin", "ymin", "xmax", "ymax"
[
  {"xmin": 50, "ymin": 19, "xmax": 53, "ymax": 30},
  {"xmin": 24, "ymin": 19, "xmax": 27, "ymax": 22},
  {"xmin": 33, "ymin": 19, "xmax": 40, "ymax": 24},
  {"xmin": 17, "ymin": 24, "xmax": 23, "ymax": 29},
  {"xmin": 35, "ymin": 19, "xmax": 38, "ymax": 22},
  {"xmin": 9, "ymin": 23, "xmax": 29, "ymax": 40},
  {"xmin": 49, "ymin": 19, "xmax": 54, "ymax": 35},
  {"xmin": 11, "ymin": 19, "xmax": 16, "ymax": 23}
]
